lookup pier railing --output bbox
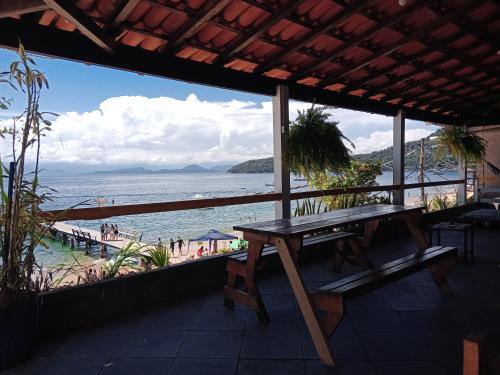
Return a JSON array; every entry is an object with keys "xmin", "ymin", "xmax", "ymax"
[{"xmin": 40, "ymin": 179, "xmax": 465, "ymax": 221}]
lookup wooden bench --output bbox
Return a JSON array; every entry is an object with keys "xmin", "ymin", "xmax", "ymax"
[
  {"xmin": 223, "ymin": 231, "xmax": 357, "ymax": 323},
  {"xmin": 311, "ymin": 246, "xmax": 458, "ymax": 339}
]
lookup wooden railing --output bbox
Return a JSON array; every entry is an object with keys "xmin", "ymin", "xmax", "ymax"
[{"xmin": 40, "ymin": 179, "xmax": 465, "ymax": 221}]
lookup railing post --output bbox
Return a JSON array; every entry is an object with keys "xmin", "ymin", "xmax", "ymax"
[
  {"xmin": 273, "ymin": 85, "xmax": 291, "ymax": 219},
  {"xmin": 458, "ymin": 160, "xmax": 467, "ymax": 205},
  {"xmin": 393, "ymin": 110, "xmax": 405, "ymax": 205}
]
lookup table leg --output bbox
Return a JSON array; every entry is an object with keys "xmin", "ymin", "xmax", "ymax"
[
  {"xmin": 275, "ymin": 237, "xmax": 335, "ymax": 367},
  {"xmin": 470, "ymin": 226, "xmax": 475, "ymax": 263},
  {"xmin": 404, "ymin": 212, "xmax": 430, "ymax": 252},
  {"xmin": 464, "ymin": 229, "xmax": 468, "ymax": 263},
  {"xmin": 222, "ymin": 239, "xmax": 270, "ymax": 324}
]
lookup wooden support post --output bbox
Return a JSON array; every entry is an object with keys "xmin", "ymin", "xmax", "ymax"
[
  {"xmin": 273, "ymin": 85, "xmax": 291, "ymax": 219},
  {"xmin": 458, "ymin": 159, "xmax": 467, "ymax": 205},
  {"xmin": 463, "ymin": 334, "xmax": 485, "ymax": 375},
  {"xmin": 393, "ymin": 110, "xmax": 405, "ymax": 205}
]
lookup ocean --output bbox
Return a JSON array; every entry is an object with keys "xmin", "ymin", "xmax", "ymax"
[{"xmin": 36, "ymin": 170, "xmax": 459, "ymax": 268}]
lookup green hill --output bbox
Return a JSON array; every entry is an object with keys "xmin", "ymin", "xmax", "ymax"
[
  {"xmin": 227, "ymin": 157, "xmax": 274, "ymax": 173},
  {"xmin": 227, "ymin": 135, "xmax": 458, "ymax": 173}
]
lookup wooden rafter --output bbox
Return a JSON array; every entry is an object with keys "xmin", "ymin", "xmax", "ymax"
[
  {"xmin": 290, "ymin": 0, "xmax": 427, "ymax": 81},
  {"xmin": 254, "ymin": 0, "xmax": 374, "ymax": 74},
  {"xmin": 426, "ymin": 2, "xmax": 500, "ymax": 53},
  {"xmin": 215, "ymin": 0, "xmax": 303, "ymax": 65},
  {"xmin": 112, "ymin": 0, "xmax": 141, "ymax": 27},
  {"xmin": 42, "ymin": 0, "xmax": 115, "ymax": 53},
  {"xmin": 337, "ymin": 5, "xmax": 500, "ymax": 95},
  {"xmin": 161, "ymin": 0, "xmax": 232, "ymax": 54},
  {"xmin": 367, "ymin": 49, "xmax": 498, "ymax": 102},
  {"xmin": 0, "ymin": 0, "xmax": 48, "ymax": 19},
  {"xmin": 319, "ymin": 1, "xmax": 480, "ymax": 88},
  {"xmin": 357, "ymin": 13, "xmax": 499, "ymax": 97},
  {"xmin": 394, "ymin": 66, "xmax": 497, "ymax": 106}
]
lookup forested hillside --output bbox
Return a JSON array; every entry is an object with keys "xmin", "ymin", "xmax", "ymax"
[{"xmin": 228, "ymin": 135, "xmax": 458, "ymax": 173}]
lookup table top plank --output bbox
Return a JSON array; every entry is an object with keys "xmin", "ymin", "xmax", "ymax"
[{"xmin": 234, "ymin": 204, "xmax": 423, "ymax": 238}]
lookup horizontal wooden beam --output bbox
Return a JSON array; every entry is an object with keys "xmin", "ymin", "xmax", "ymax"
[
  {"xmin": 290, "ymin": 180, "xmax": 466, "ymax": 200},
  {"xmin": 2, "ymin": 18, "xmax": 497, "ymax": 125},
  {"xmin": 0, "ymin": 0, "xmax": 48, "ymax": 19},
  {"xmin": 41, "ymin": 193, "xmax": 282, "ymax": 221},
  {"xmin": 40, "ymin": 179, "xmax": 466, "ymax": 222},
  {"xmin": 43, "ymin": 0, "xmax": 115, "ymax": 53}
]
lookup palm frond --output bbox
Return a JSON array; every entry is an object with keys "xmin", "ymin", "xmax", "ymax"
[{"xmin": 288, "ymin": 105, "xmax": 353, "ymax": 177}]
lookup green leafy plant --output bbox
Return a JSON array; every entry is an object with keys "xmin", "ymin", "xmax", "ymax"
[
  {"xmin": 436, "ymin": 125, "xmax": 486, "ymax": 163},
  {"xmin": 288, "ymin": 105, "xmax": 353, "ymax": 178},
  {"xmin": 102, "ymin": 242, "xmax": 142, "ymax": 278},
  {"xmin": 1, "ymin": 45, "xmax": 56, "ymax": 308},
  {"xmin": 141, "ymin": 243, "xmax": 170, "ymax": 268},
  {"xmin": 428, "ymin": 194, "xmax": 457, "ymax": 211}
]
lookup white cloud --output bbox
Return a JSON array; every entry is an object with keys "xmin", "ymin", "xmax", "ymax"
[
  {"xmin": 351, "ymin": 128, "xmax": 434, "ymax": 154},
  {"xmin": 0, "ymin": 94, "xmax": 436, "ymax": 166}
]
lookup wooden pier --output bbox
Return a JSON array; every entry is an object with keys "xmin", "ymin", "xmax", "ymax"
[
  {"xmin": 50, "ymin": 222, "xmax": 200, "ymax": 264},
  {"xmin": 51, "ymin": 222, "xmax": 147, "ymax": 251}
]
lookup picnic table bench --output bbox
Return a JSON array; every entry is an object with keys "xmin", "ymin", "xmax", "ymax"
[{"xmin": 224, "ymin": 204, "xmax": 455, "ymax": 367}]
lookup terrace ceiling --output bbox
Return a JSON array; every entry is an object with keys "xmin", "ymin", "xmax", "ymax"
[{"xmin": 1, "ymin": 0, "xmax": 499, "ymax": 125}]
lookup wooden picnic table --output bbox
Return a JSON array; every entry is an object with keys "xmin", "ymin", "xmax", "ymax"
[{"xmin": 229, "ymin": 204, "xmax": 430, "ymax": 367}]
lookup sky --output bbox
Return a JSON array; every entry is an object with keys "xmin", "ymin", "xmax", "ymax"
[{"xmin": 0, "ymin": 47, "xmax": 438, "ymax": 169}]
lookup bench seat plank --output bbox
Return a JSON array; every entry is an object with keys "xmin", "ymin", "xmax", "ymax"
[
  {"xmin": 229, "ymin": 231, "xmax": 355, "ymax": 263},
  {"xmin": 318, "ymin": 246, "xmax": 457, "ymax": 299}
]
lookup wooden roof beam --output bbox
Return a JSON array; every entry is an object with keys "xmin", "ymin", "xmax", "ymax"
[
  {"xmin": 0, "ymin": 0, "xmax": 48, "ymax": 19},
  {"xmin": 254, "ymin": 0, "xmax": 374, "ymax": 74},
  {"xmin": 357, "ymin": 9, "xmax": 500, "ymax": 97},
  {"xmin": 42, "ymin": 0, "xmax": 115, "ymax": 53},
  {"xmin": 364, "ymin": 46, "xmax": 498, "ymax": 100},
  {"xmin": 319, "ymin": 0, "xmax": 479, "ymax": 88},
  {"xmin": 161, "ymin": 0, "xmax": 232, "ymax": 54},
  {"xmin": 215, "ymin": 0, "xmax": 302, "ymax": 65},
  {"xmin": 111, "ymin": 0, "xmax": 141, "ymax": 27},
  {"xmin": 291, "ymin": 0, "xmax": 427, "ymax": 81}
]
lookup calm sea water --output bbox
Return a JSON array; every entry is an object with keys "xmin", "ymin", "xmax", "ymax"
[{"xmin": 36, "ymin": 170, "xmax": 458, "ymax": 267}]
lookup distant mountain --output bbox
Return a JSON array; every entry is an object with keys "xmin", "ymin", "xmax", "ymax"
[
  {"xmin": 228, "ymin": 158, "xmax": 274, "ymax": 173},
  {"xmin": 88, "ymin": 164, "xmax": 232, "ymax": 175},
  {"xmin": 210, "ymin": 164, "xmax": 233, "ymax": 172},
  {"xmin": 91, "ymin": 167, "xmax": 153, "ymax": 175},
  {"xmin": 227, "ymin": 135, "xmax": 458, "ymax": 174}
]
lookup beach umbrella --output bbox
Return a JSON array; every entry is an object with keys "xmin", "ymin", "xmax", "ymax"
[{"xmin": 188, "ymin": 229, "xmax": 238, "ymax": 254}]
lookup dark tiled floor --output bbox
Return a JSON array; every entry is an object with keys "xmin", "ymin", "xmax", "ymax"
[{"xmin": 4, "ymin": 227, "xmax": 500, "ymax": 374}]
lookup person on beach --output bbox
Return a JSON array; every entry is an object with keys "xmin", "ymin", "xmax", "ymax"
[
  {"xmin": 113, "ymin": 225, "xmax": 119, "ymax": 240},
  {"xmin": 177, "ymin": 236, "xmax": 184, "ymax": 255},
  {"xmin": 197, "ymin": 246, "xmax": 204, "ymax": 258},
  {"xmin": 212, "ymin": 240, "xmax": 218, "ymax": 255},
  {"xmin": 104, "ymin": 223, "xmax": 110, "ymax": 240},
  {"xmin": 157, "ymin": 238, "xmax": 163, "ymax": 250},
  {"xmin": 169, "ymin": 238, "xmax": 175, "ymax": 256}
]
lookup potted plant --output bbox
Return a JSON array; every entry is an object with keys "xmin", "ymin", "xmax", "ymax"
[
  {"xmin": 287, "ymin": 105, "xmax": 353, "ymax": 179},
  {"xmin": 435, "ymin": 125, "xmax": 486, "ymax": 164},
  {"xmin": 1, "ymin": 45, "xmax": 55, "ymax": 369}
]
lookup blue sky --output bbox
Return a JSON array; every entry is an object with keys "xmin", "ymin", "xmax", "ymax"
[{"xmin": 0, "ymin": 47, "xmax": 437, "ymax": 168}]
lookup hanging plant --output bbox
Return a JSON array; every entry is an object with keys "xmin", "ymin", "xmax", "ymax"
[
  {"xmin": 435, "ymin": 125, "xmax": 486, "ymax": 164},
  {"xmin": 287, "ymin": 105, "xmax": 353, "ymax": 178}
]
